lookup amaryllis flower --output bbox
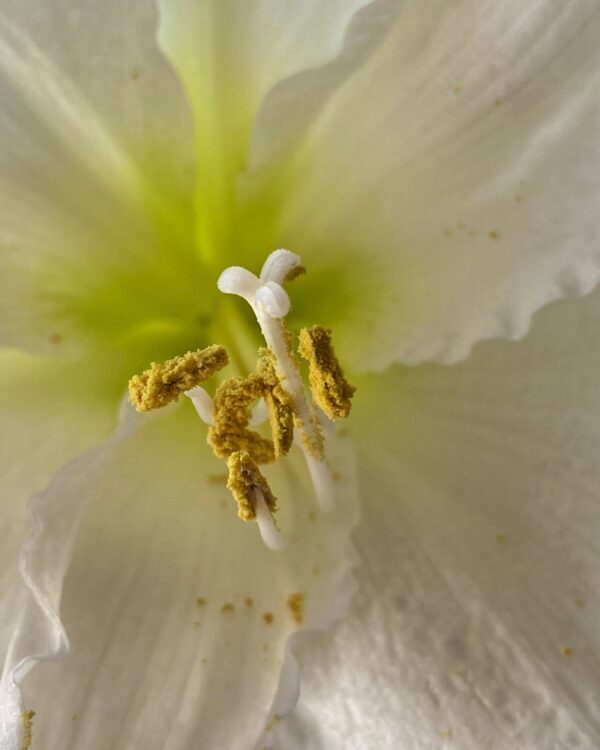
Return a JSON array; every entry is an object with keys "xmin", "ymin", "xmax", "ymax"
[{"xmin": 1, "ymin": 1, "xmax": 600, "ymax": 749}]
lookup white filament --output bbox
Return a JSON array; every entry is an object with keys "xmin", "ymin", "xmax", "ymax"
[
  {"xmin": 305, "ymin": 454, "xmax": 336, "ymax": 512},
  {"xmin": 252, "ymin": 488, "xmax": 287, "ymax": 551},
  {"xmin": 249, "ymin": 398, "xmax": 268, "ymax": 427},
  {"xmin": 185, "ymin": 386, "xmax": 215, "ymax": 425}
]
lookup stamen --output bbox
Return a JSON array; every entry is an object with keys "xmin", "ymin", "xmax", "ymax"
[
  {"xmin": 185, "ymin": 386, "xmax": 215, "ymax": 425},
  {"xmin": 258, "ymin": 350, "xmax": 294, "ymax": 459},
  {"xmin": 227, "ymin": 450, "xmax": 278, "ymax": 521},
  {"xmin": 209, "ymin": 375, "xmax": 274, "ymax": 464},
  {"xmin": 253, "ymin": 487, "xmax": 287, "ymax": 551},
  {"xmin": 20, "ymin": 710, "xmax": 35, "ymax": 750},
  {"xmin": 298, "ymin": 326, "xmax": 356, "ymax": 420},
  {"xmin": 128, "ymin": 345, "xmax": 228, "ymax": 412}
]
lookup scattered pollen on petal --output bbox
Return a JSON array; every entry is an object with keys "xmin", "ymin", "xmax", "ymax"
[
  {"xmin": 196, "ymin": 597, "xmax": 207, "ymax": 608},
  {"xmin": 128, "ymin": 345, "xmax": 229, "ymax": 412},
  {"xmin": 227, "ymin": 450, "xmax": 277, "ymax": 521},
  {"xmin": 20, "ymin": 710, "xmax": 35, "ymax": 750},
  {"xmin": 263, "ymin": 612, "xmax": 275, "ymax": 624},
  {"xmin": 560, "ymin": 645, "xmax": 573, "ymax": 657},
  {"xmin": 489, "ymin": 229, "xmax": 501, "ymax": 240},
  {"xmin": 221, "ymin": 603, "xmax": 235, "ymax": 614},
  {"xmin": 287, "ymin": 592, "xmax": 305, "ymax": 624},
  {"xmin": 265, "ymin": 714, "xmax": 281, "ymax": 732},
  {"xmin": 244, "ymin": 597, "xmax": 254, "ymax": 608},
  {"xmin": 298, "ymin": 326, "xmax": 356, "ymax": 420}
]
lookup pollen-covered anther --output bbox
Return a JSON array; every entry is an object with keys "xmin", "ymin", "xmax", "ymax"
[
  {"xmin": 298, "ymin": 326, "xmax": 356, "ymax": 420},
  {"xmin": 128, "ymin": 345, "xmax": 229, "ymax": 412},
  {"xmin": 227, "ymin": 450, "xmax": 277, "ymax": 521},
  {"xmin": 258, "ymin": 349, "xmax": 295, "ymax": 458},
  {"xmin": 209, "ymin": 374, "xmax": 275, "ymax": 464},
  {"xmin": 20, "ymin": 710, "xmax": 35, "ymax": 750}
]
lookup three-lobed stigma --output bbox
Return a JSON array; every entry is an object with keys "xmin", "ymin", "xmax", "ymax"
[{"xmin": 127, "ymin": 249, "xmax": 355, "ymax": 550}]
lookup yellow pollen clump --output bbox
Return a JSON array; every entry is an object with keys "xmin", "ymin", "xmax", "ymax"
[
  {"xmin": 298, "ymin": 326, "xmax": 356, "ymax": 420},
  {"xmin": 287, "ymin": 592, "xmax": 305, "ymax": 624},
  {"xmin": 227, "ymin": 450, "xmax": 278, "ymax": 521},
  {"xmin": 209, "ymin": 349, "xmax": 295, "ymax": 466},
  {"xmin": 209, "ymin": 374, "xmax": 275, "ymax": 464},
  {"xmin": 258, "ymin": 350, "xmax": 295, "ymax": 458},
  {"xmin": 20, "ymin": 710, "xmax": 35, "ymax": 750},
  {"xmin": 128, "ymin": 345, "xmax": 228, "ymax": 412},
  {"xmin": 263, "ymin": 612, "xmax": 274, "ymax": 624}
]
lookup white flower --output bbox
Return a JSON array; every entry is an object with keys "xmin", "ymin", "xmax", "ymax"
[{"xmin": 1, "ymin": 1, "xmax": 600, "ymax": 749}]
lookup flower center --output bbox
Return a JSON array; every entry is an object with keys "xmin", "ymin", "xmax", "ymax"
[{"xmin": 127, "ymin": 249, "xmax": 355, "ymax": 550}]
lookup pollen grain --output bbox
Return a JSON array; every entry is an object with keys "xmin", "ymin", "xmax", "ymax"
[{"xmin": 287, "ymin": 592, "xmax": 305, "ymax": 624}]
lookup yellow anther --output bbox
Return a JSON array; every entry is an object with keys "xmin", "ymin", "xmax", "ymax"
[
  {"xmin": 227, "ymin": 450, "xmax": 278, "ymax": 521},
  {"xmin": 298, "ymin": 326, "xmax": 355, "ymax": 420},
  {"xmin": 128, "ymin": 345, "xmax": 228, "ymax": 412},
  {"xmin": 258, "ymin": 350, "xmax": 295, "ymax": 458},
  {"xmin": 209, "ymin": 374, "xmax": 275, "ymax": 464},
  {"xmin": 20, "ymin": 710, "xmax": 35, "ymax": 750}
]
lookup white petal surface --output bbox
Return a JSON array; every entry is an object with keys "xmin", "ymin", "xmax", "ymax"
[
  {"xmin": 156, "ymin": 0, "xmax": 379, "ymax": 156},
  {"xmin": 264, "ymin": 0, "xmax": 600, "ymax": 369},
  {"xmin": 0, "ymin": 0, "xmax": 200, "ymax": 357},
  {"xmin": 275, "ymin": 287, "xmax": 600, "ymax": 749},
  {"xmin": 0, "ymin": 353, "xmax": 118, "ymax": 749},
  {"xmin": 156, "ymin": 0, "xmax": 393, "ymax": 267},
  {"xmin": 18, "ymin": 403, "xmax": 358, "ymax": 750}
]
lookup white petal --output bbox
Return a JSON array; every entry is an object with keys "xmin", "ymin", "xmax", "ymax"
[
  {"xmin": 268, "ymin": 1, "xmax": 600, "ymax": 369},
  {"xmin": 0, "ymin": 352, "xmax": 117, "ymax": 749},
  {"xmin": 12, "ymin": 403, "xmax": 358, "ymax": 750},
  {"xmin": 157, "ymin": 0, "xmax": 379, "ymax": 141},
  {"xmin": 247, "ymin": 0, "xmax": 403, "ymax": 169},
  {"xmin": 277, "ymin": 288, "xmax": 600, "ymax": 749},
  {"xmin": 0, "ymin": 1, "xmax": 198, "ymax": 356}
]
